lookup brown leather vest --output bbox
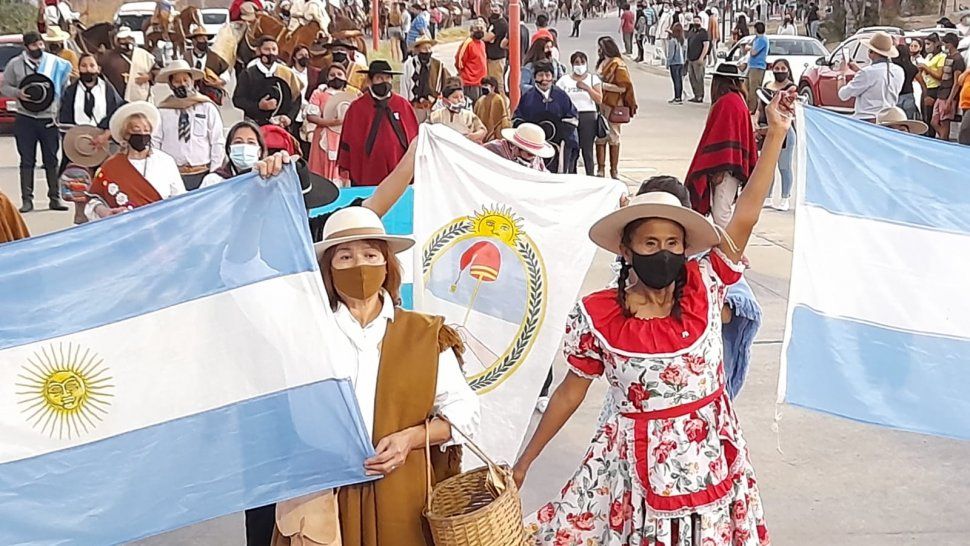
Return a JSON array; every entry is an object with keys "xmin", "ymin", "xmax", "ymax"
[{"xmin": 337, "ymin": 309, "xmax": 462, "ymax": 546}]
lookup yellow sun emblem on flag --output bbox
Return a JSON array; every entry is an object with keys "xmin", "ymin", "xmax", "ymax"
[
  {"xmin": 471, "ymin": 206, "xmax": 523, "ymax": 245},
  {"xmin": 16, "ymin": 343, "xmax": 113, "ymax": 440}
]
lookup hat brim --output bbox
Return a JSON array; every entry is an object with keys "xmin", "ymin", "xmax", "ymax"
[
  {"xmin": 323, "ymin": 41, "xmax": 360, "ymax": 50},
  {"xmin": 365, "ymin": 69, "xmax": 403, "ymax": 76},
  {"xmin": 110, "ymin": 101, "xmax": 161, "ymax": 143},
  {"xmin": 410, "ymin": 38, "xmax": 438, "ymax": 49},
  {"xmin": 711, "ymin": 68, "xmax": 747, "ymax": 79},
  {"xmin": 240, "ymin": 13, "xmax": 257, "ymax": 21},
  {"xmin": 500, "ymin": 128, "xmax": 556, "ymax": 158},
  {"xmin": 313, "ymin": 234, "xmax": 415, "ymax": 259},
  {"xmin": 158, "ymin": 66, "xmax": 206, "ymax": 82},
  {"xmin": 861, "ymin": 40, "xmax": 899, "ymax": 58},
  {"xmin": 589, "ymin": 202, "xmax": 721, "ymax": 257},
  {"xmin": 880, "ymin": 119, "xmax": 928, "ymax": 133},
  {"xmin": 19, "ymin": 74, "xmax": 55, "ymax": 113},
  {"xmin": 64, "ymin": 126, "xmax": 111, "ymax": 167},
  {"xmin": 303, "ymin": 173, "xmax": 340, "ymax": 209}
]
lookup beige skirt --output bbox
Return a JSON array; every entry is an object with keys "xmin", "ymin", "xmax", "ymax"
[{"xmin": 596, "ymin": 104, "xmax": 622, "ymax": 145}]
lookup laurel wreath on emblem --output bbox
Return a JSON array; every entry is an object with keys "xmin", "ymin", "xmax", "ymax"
[{"xmin": 422, "ymin": 219, "xmax": 546, "ymax": 393}]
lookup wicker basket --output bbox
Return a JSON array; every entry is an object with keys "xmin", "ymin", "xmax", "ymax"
[{"xmin": 423, "ymin": 421, "xmax": 528, "ymax": 546}]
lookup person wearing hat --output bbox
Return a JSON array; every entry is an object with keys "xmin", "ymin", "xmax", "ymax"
[
  {"xmin": 42, "ymin": 25, "xmax": 78, "ymax": 82},
  {"xmin": 513, "ymin": 61, "xmax": 578, "ymax": 173},
  {"xmin": 837, "ymin": 31, "xmax": 905, "ymax": 121},
  {"xmin": 57, "ymin": 53, "xmax": 124, "ymax": 171},
  {"xmin": 337, "ymin": 60, "xmax": 419, "ymax": 186},
  {"xmin": 405, "ymin": 1, "xmax": 431, "ymax": 50},
  {"xmin": 927, "ymin": 32, "xmax": 965, "ymax": 141},
  {"xmin": 685, "ymin": 62, "xmax": 757, "ymax": 228},
  {"xmin": 876, "ymin": 105, "xmax": 929, "ymax": 134},
  {"xmin": 233, "ymin": 36, "xmax": 303, "ymax": 126},
  {"xmin": 428, "ymin": 77, "xmax": 487, "ymax": 142},
  {"xmin": 514, "ymin": 89, "xmax": 796, "ymax": 546},
  {"xmin": 186, "ymin": 24, "xmax": 231, "ymax": 103},
  {"xmin": 322, "ymin": 39, "xmax": 369, "ymax": 91},
  {"xmin": 152, "ymin": 60, "xmax": 226, "ymax": 190},
  {"xmin": 102, "ymin": 26, "xmax": 159, "ymax": 103},
  {"xmin": 1, "ymin": 31, "xmax": 72, "ymax": 213},
  {"xmin": 400, "ymin": 35, "xmax": 451, "ymax": 123},
  {"xmin": 456, "ymin": 18, "xmax": 489, "ymax": 101},
  {"xmin": 306, "ymin": 63, "xmax": 361, "ymax": 184},
  {"xmin": 313, "ymin": 205, "xmax": 479, "ymax": 546},
  {"xmin": 483, "ymin": 122, "xmax": 554, "ymax": 171}
]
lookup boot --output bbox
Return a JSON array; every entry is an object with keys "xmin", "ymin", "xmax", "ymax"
[
  {"xmin": 595, "ymin": 143, "xmax": 607, "ymax": 177},
  {"xmin": 19, "ymin": 168, "xmax": 34, "ymax": 213},
  {"xmin": 45, "ymin": 166, "xmax": 68, "ymax": 211},
  {"xmin": 609, "ymin": 144, "xmax": 621, "ymax": 179}
]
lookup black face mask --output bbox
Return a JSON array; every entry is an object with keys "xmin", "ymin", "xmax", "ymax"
[
  {"xmin": 127, "ymin": 133, "xmax": 151, "ymax": 152},
  {"xmin": 332, "ymin": 51, "xmax": 348, "ymax": 63},
  {"xmin": 472, "ymin": 31, "xmax": 485, "ymax": 40},
  {"xmin": 80, "ymin": 72, "xmax": 98, "ymax": 84},
  {"xmin": 27, "ymin": 48, "xmax": 43, "ymax": 60},
  {"xmin": 171, "ymin": 85, "xmax": 189, "ymax": 98},
  {"xmin": 296, "ymin": 57, "xmax": 308, "ymax": 67},
  {"xmin": 482, "ymin": 87, "xmax": 491, "ymax": 95},
  {"xmin": 261, "ymin": 53, "xmax": 277, "ymax": 66},
  {"xmin": 630, "ymin": 250, "xmax": 686, "ymax": 289},
  {"xmin": 772, "ymin": 71, "xmax": 789, "ymax": 82},
  {"xmin": 418, "ymin": 51, "xmax": 432, "ymax": 63},
  {"xmin": 195, "ymin": 41, "xmax": 208, "ymax": 52},
  {"xmin": 370, "ymin": 81, "xmax": 391, "ymax": 98},
  {"xmin": 490, "ymin": 13, "xmax": 500, "ymax": 21},
  {"xmin": 327, "ymin": 77, "xmax": 347, "ymax": 89}
]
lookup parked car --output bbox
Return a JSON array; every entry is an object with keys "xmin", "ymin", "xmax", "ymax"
[
  {"xmin": 114, "ymin": 2, "xmax": 157, "ymax": 46},
  {"xmin": 798, "ymin": 32, "xmax": 916, "ymax": 113},
  {"xmin": 200, "ymin": 8, "xmax": 230, "ymax": 41},
  {"xmin": 854, "ymin": 26, "xmax": 905, "ymax": 36},
  {"xmin": 720, "ymin": 35, "xmax": 828, "ymax": 87},
  {"xmin": 0, "ymin": 34, "xmax": 24, "ymax": 124}
]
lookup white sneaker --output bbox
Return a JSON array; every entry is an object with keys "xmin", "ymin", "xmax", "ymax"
[
  {"xmin": 778, "ymin": 197, "xmax": 791, "ymax": 211},
  {"xmin": 535, "ymin": 396, "xmax": 550, "ymax": 413},
  {"xmin": 763, "ymin": 198, "xmax": 773, "ymax": 208}
]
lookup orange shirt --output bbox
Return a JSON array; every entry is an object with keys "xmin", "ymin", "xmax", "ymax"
[
  {"xmin": 960, "ymin": 71, "xmax": 970, "ymax": 111},
  {"xmin": 456, "ymin": 38, "xmax": 487, "ymax": 87}
]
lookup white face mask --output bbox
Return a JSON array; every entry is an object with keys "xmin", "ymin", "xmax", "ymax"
[
  {"xmin": 229, "ymin": 143, "xmax": 261, "ymax": 171},
  {"xmin": 573, "ymin": 64, "xmax": 588, "ymax": 76}
]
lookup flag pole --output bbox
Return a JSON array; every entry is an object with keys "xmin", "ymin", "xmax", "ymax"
[
  {"xmin": 372, "ymin": 0, "xmax": 380, "ymax": 52},
  {"xmin": 461, "ymin": 277, "xmax": 485, "ymax": 327},
  {"xmin": 509, "ymin": 0, "xmax": 521, "ymax": 110}
]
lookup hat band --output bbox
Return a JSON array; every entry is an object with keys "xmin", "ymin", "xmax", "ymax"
[
  {"xmin": 512, "ymin": 133, "xmax": 545, "ymax": 152},
  {"xmin": 325, "ymin": 226, "xmax": 389, "ymax": 241}
]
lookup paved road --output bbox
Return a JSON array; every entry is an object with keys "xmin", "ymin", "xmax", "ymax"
[{"xmin": 2, "ymin": 14, "xmax": 969, "ymax": 546}]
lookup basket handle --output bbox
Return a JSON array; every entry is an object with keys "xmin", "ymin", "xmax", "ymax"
[
  {"xmin": 424, "ymin": 419, "xmax": 433, "ymax": 513},
  {"xmin": 424, "ymin": 414, "xmax": 510, "ymax": 498}
]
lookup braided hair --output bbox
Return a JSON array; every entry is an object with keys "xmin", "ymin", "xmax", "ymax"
[{"xmin": 617, "ymin": 176, "xmax": 692, "ymax": 319}]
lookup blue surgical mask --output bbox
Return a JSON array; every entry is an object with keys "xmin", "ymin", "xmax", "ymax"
[{"xmin": 229, "ymin": 143, "xmax": 261, "ymax": 171}]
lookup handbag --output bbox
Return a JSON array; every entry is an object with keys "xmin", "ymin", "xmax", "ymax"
[
  {"xmin": 608, "ymin": 105, "xmax": 632, "ymax": 124},
  {"xmin": 595, "ymin": 111, "xmax": 610, "ymax": 139}
]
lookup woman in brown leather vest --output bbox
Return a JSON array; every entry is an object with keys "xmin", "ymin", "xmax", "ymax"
[{"xmin": 273, "ymin": 205, "xmax": 480, "ymax": 546}]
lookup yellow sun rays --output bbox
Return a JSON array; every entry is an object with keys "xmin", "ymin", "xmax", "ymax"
[{"xmin": 15, "ymin": 342, "xmax": 114, "ymax": 440}]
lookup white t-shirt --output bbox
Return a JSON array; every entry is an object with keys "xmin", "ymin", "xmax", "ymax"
[{"xmin": 556, "ymin": 73, "xmax": 602, "ymax": 113}]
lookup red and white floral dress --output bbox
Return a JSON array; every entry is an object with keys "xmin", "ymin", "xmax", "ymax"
[{"xmin": 525, "ymin": 249, "xmax": 769, "ymax": 546}]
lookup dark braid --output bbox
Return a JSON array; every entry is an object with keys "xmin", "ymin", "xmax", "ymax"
[
  {"xmin": 670, "ymin": 266, "xmax": 688, "ymax": 322},
  {"xmin": 617, "ymin": 258, "xmax": 632, "ymax": 316}
]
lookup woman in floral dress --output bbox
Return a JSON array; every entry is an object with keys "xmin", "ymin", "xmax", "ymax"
[
  {"xmin": 513, "ymin": 89, "xmax": 797, "ymax": 546},
  {"xmin": 305, "ymin": 64, "xmax": 359, "ymax": 186}
]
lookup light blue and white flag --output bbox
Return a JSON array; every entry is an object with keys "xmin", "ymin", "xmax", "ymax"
[
  {"xmin": 0, "ymin": 168, "xmax": 375, "ymax": 545},
  {"xmin": 781, "ymin": 106, "xmax": 970, "ymax": 439}
]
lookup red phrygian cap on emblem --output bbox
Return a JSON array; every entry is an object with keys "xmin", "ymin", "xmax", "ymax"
[{"xmin": 450, "ymin": 241, "xmax": 502, "ymax": 292}]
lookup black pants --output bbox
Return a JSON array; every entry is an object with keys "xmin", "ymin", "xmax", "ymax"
[
  {"xmin": 245, "ymin": 504, "xmax": 276, "ymax": 546},
  {"xmin": 14, "ymin": 114, "xmax": 60, "ymax": 202},
  {"xmin": 575, "ymin": 111, "xmax": 597, "ymax": 175},
  {"xmin": 463, "ymin": 85, "xmax": 482, "ymax": 103},
  {"xmin": 571, "ymin": 20, "xmax": 581, "ymax": 37},
  {"xmin": 635, "ymin": 35, "xmax": 645, "ymax": 62},
  {"xmin": 180, "ymin": 172, "xmax": 208, "ymax": 191}
]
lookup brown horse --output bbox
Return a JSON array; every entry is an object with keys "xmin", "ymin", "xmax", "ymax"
[
  {"xmin": 77, "ymin": 22, "xmax": 115, "ymax": 55},
  {"xmin": 144, "ymin": 6, "xmax": 203, "ymax": 60},
  {"xmin": 235, "ymin": 13, "xmax": 286, "ymax": 73},
  {"xmin": 277, "ymin": 22, "xmax": 325, "ymax": 63}
]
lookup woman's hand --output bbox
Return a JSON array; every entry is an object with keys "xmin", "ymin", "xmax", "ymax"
[
  {"xmin": 255, "ymin": 151, "xmax": 292, "ymax": 178},
  {"xmin": 765, "ymin": 87, "xmax": 796, "ymax": 134},
  {"xmin": 511, "ymin": 459, "xmax": 530, "ymax": 489},
  {"xmin": 365, "ymin": 428, "xmax": 418, "ymax": 476}
]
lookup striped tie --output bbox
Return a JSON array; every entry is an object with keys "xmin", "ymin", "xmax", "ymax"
[{"xmin": 178, "ymin": 112, "xmax": 190, "ymax": 142}]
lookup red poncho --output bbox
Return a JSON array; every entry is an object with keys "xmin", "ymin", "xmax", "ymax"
[
  {"xmin": 685, "ymin": 92, "xmax": 758, "ymax": 216},
  {"xmin": 337, "ymin": 93, "xmax": 419, "ymax": 187}
]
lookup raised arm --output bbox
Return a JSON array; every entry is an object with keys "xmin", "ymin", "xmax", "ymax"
[
  {"xmin": 721, "ymin": 88, "xmax": 795, "ymax": 262},
  {"xmin": 362, "ymin": 138, "xmax": 417, "ymax": 217}
]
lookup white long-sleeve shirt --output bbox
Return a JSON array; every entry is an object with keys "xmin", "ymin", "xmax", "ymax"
[
  {"xmin": 152, "ymin": 101, "xmax": 226, "ymax": 171},
  {"xmin": 333, "ymin": 290, "xmax": 480, "ymax": 447},
  {"xmin": 837, "ymin": 59, "xmax": 904, "ymax": 120},
  {"xmin": 83, "ymin": 150, "xmax": 185, "ymax": 220}
]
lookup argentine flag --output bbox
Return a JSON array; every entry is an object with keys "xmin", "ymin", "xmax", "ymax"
[
  {"xmin": 781, "ymin": 107, "xmax": 970, "ymax": 440},
  {"xmin": 0, "ymin": 168, "xmax": 374, "ymax": 545}
]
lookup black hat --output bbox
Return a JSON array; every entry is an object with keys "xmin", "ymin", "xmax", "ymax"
[
  {"xmin": 322, "ymin": 39, "xmax": 360, "ymax": 51},
  {"xmin": 256, "ymin": 76, "xmax": 294, "ymax": 116},
  {"xmin": 711, "ymin": 63, "xmax": 747, "ymax": 79},
  {"xmin": 364, "ymin": 60, "xmax": 402, "ymax": 77},
  {"xmin": 19, "ymin": 73, "xmax": 55, "ymax": 112},
  {"xmin": 303, "ymin": 172, "xmax": 339, "ymax": 210}
]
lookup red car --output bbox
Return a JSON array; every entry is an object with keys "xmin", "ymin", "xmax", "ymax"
[
  {"xmin": 798, "ymin": 32, "xmax": 912, "ymax": 114},
  {"xmin": 0, "ymin": 34, "xmax": 24, "ymax": 125}
]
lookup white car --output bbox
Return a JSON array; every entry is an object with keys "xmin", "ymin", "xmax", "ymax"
[
  {"xmin": 720, "ymin": 34, "xmax": 829, "ymax": 87},
  {"xmin": 114, "ymin": 1, "xmax": 157, "ymax": 46},
  {"xmin": 200, "ymin": 8, "xmax": 230, "ymax": 41}
]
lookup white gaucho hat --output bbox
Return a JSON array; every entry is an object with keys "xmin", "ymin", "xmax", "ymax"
[
  {"xmin": 589, "ymin": 192, "xmax": 721, "ymax": 256},
  {"xmin": 313, "ymin": 206, "xmax": 415, "ymax": 259},
  {"xmin": 109, "ymin": 101, "xmax": 160, "ymax": 144}
]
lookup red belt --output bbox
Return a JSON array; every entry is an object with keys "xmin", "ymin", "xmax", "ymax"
[{"xmin": 622, "ymin": 384, "xmax": 725, "ymax": 421}]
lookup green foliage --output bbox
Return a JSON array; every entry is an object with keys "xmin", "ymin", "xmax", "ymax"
[{"xmin": 0, "ymin": 1, "xmax": 36, "ymax": 36}]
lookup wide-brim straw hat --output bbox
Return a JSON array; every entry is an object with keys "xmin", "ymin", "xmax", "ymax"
[
  {"xmin": 239, "ymin": 2, "xmax": 259, "ymax": 21},
  {"xmin": 64, "ymin": 125, "xmax": 110, "ymax": 167},
  {"xmin": 313, "ymin": 206, "xmax": 415, "ymax": 259},
  {"xmin": 410, "ymin": 35, "xmax": 437, "ymax": 50},
  {"xmin": 321, "ymin": 90, "xmax": 359, "ymax": 134},
  {"xmin": 861, "ymin": 31, "xmax": 899, "ymax": 58},
  {"xmin": 115, "ymin": 26, "xmax": 134, "ymax": 42},
  {"xmin": 589, "ymin": 192, "xmax": 721, "ymax": 256},
  {"xmin": 500, "ymin": 123, "xmax": 555, "ymax": 158},
  {"xmin": 157, "ymin": 59, "xmax": 205, "ymax": 83},
  {"xmin": 42, "ymin": 25, "xmax": 71, "ymax": 43},
  {"xmin": 187, "ymin": 24, "xmax": 209, "ymax": 39},
  {"xmin": 110, "ymin": 101, "xmax": 160, "ymax": 143},
  {"xmin": 877, "ymin": 106, "xmax": 928, "ymax": 134}
]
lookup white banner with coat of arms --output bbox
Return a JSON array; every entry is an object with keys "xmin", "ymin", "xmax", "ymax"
[{"xmin": 413, "ymin": 125, "xmax": 627, "ymax": 464}]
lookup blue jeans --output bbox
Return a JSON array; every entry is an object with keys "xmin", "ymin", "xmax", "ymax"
[
  {"xmin": 897, "ymin": 93, "xmax": 919, "ymax": 120},
  {"xmin": 771, "ymin": 127, "xmax": 796, "ymax": 198},
  {"xmin": 670, "ymin": 64, "xmax": 684, "ymax": 100}
]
